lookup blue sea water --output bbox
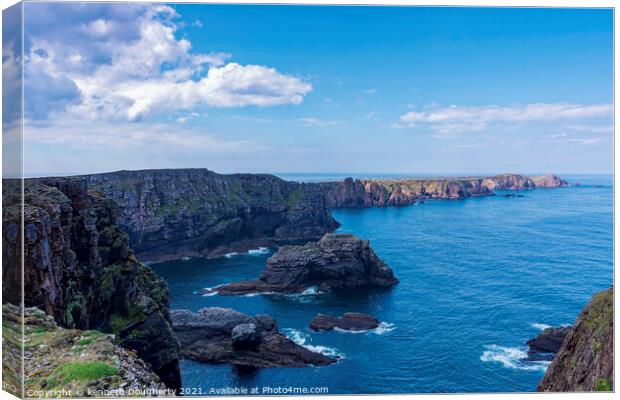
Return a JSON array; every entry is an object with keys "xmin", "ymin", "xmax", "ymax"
[{"xmin": 151, "ymin": 174, "xmax": 613, "ymax": 394}]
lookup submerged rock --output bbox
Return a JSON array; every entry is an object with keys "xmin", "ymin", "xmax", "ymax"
[
  {"xmin": 310, "ymin": 313, "xmax": 380, "ymax": 332},
  {"xmin": 171, "ymin": 308, "xmax": 336, "ymax": 368},
  {"xmin": 211, "ymin": 233, "xmax": 399, "ymax": 295},
  {"xmin": 538, "ymin": 287, "xmax": 613, "ymax": 392}
]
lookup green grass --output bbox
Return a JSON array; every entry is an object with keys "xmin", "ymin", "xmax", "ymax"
[
  {"xmin": 46, "ymin": 362, "xmax": 118, "ymax": 388},
  {"xmin": 594, "ymin": 378, "xmax": 612, "ymax": 392}
]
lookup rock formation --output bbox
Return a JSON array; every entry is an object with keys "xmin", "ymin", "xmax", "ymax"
[
  {"xmin": 86, "ymin": 169, "xmax": 339, "ymax": 262},
  {"xmin": 170, "ymin": 307, "xmax": 336, "ymax": 367},
  {"xmin": 2, "ymin": 178, "xmax": 181, "ymax": 390},
  {"xmin": 526, "ymin": 326, "xmax": 571, "ymax": 361},
  {"xmin": 310, "ymin": 313, "xmax": 379, "ymax": 332},
  {"xmin": 321, "ymin": 174, "xmax": 568, "ymax": 208},
  {"xmin": 3, "ymin": 304, "xmax": 171, "ymax": 397},
  {"xmin": 538, "ymin": 287, "xmax": 613, "ymax": 392},
  {"xmin": 527, "ymin": 326, "xmax": 572, "ymax": 354},
  {"xmin": 211, "ymin": 233, "xmax": 399, "ymax": 295}
]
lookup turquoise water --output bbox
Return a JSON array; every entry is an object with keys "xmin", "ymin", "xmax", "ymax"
[{"xmin": 151, "ymin": 174, "xmax": 613, "ymax": 394}]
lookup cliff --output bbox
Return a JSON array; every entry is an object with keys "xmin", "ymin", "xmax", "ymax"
[
  {"xmin": 321, "ymin": 174, "xmax": 568, "ymax": 208},
  {"xmin": 538, "ymin": 287, "xmax": 613, "ymax": 392},
  {"xmin": 2, "ymin": 178, "xmax": 182, "ymax": 390},
  {"xmin": 2, "ymin": 304, "xmax": 172, "ymax": 397},
  {"xmin": 86, "ymin": 169, "xmax": 339, "ymax": 261}
]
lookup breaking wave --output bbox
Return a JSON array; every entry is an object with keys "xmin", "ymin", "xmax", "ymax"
[
  {"xmin": 247, "ymin": 247, "xmax": 270, "ymax": 255},
  {"xmin": 332, "ymin": 322, "xmax": 396, "ymax": 335},
  {"xmin": 480, "ymin": 345, "xmax": 550, "ymax": 372},
  {"xmin": 224, "ymin": 252, "xmax": 239, "ymax": 258},
  {"xmin": 282, "ymin": 328, "xmax": 344, "ymax": 359},
  {"xmin": 531, "ymin": 322, "xmax": 551, "ymax": 331}
]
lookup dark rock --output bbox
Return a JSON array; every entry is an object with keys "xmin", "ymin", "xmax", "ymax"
[
  {"xmin": 171, "ymin": 308, "xmax": 336, "ymax": 368},
  {"xmin": 539, "ymin": 287, "xmax": 613, "ymax": 392},
  {"xmin": 310, "ymin": 313, "xmax": 380, "ymax": 332},
  {"xmin": 212, "ymin": 233, "xmax": 398, "ymax": 295},
  {"xmin": 231, "ymin": 323, "xmax": 258, "ymax": 349},
  {"xmin": 527, "ymin": 326, "xmax": 571, "ymax": 354},
  {"xmin": 2, "ymin": 178, "xmax": 182, "ymax": 390},
  {"xmin": 85, "ymin": 169, "xmax": 339, "ymax": 262}
]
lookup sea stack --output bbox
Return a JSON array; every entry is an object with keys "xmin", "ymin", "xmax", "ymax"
[{"xmin": 210, "ymin": 233, "xmax": 399, "ymax": 296}]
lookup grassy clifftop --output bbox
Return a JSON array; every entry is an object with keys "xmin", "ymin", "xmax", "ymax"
[{"xmin": 2, "ymin": 304, "xmax": 171, "ymax": 398}]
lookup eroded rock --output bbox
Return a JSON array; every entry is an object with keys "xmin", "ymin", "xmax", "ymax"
[
  {"xmin": 171, "ymin": 308, "xmax": 336, "ymax": 368},
  {"xmin": 212, "ymin": 233, "xmax": 399, "ymax": 295},
  {"xmin": 310, "ymin": 313, "xmax": 380, "ymax": 332}
]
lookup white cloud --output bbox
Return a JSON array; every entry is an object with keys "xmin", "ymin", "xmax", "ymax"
[
  {"xmin": 25, "ymin": 4, "xmax": 312, "ymax": 123},
  {"xmin": 363, "ymin": 88, "xmax": 377, "ymax": 95},
  {"xmin": 398, "ymin": 102, "xmax": 613, "ymax": 135},
  {"xmin": 297, "ymin": 117, "xmax": 340, "ymax": 127}
]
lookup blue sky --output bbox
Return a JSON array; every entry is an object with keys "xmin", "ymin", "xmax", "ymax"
[{"xmin": 15, "ymin": 3, "xmax": 613, "ymax": 175}]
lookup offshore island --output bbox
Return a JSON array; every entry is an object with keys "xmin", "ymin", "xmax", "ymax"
[{"xmin": 2, "ymin": 170, "xmax": 613, "ymax": 395}]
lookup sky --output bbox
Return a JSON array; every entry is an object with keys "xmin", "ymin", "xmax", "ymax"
[{"xmin": 8, "ymin": 3, "xmax": 614, "ymax": 176}]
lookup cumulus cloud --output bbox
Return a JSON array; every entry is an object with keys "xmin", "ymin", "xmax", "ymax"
[
  {"xmin": 23, "ymin": 3, "xmax": 312, "ymax": 123},
  {"xmin": 398, "ymin": 102, "xmax": 613, "ymax": 135}
]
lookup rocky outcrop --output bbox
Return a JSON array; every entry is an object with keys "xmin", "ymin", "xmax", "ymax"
[
  {"xmin": 525, "ymin": 326, "xmax": 571, "ymax": 361},
  {"xmin": 530, "ymin": 175, "xmax": 570, "ymax": 188},
  {"xmin": 527, "ymin": 326, "xmax": 572, "ymax": 354},
  {"xmin": 2, "ymin": 178, "xmax": 181, "ymax": 390},
  {"xmin": 483, "ymin": 173, "xmax": 569, "ymax": 190},
  {"xmin": 538, "ymin": 287, "xmax": 613, "ymax": 392},
  {"xmin": 86, "ymin": 169, "xmax": 339, "ymax": 262},
  {"xmin": 3, "ymin": 304, "xmax": 173, "ymax": 397},
  {"xmin": 170, "ymin": 308, "xmax": 336, "ymax": 368},
  {"xmin": 310, "ymin": 313, "xmax": 379, "ymax": 332},
  {"xmin": 211, "ymin": 234, "xmax": 398, "ymax": 295}
]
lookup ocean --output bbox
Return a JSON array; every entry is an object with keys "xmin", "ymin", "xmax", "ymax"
[{"xmin": 151, "ymin": 174, "xmax": 613, "ymax": 394}]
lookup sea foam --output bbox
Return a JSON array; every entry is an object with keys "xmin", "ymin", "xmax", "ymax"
[
  {"xmin": 531, "ymin": 322, "xmax": 551, "ymax": 331},
  {"xmin": 247, "ymin": 247, "xmax": 270, "ymax": 255},
  {"xmin": 282, "ymin": 328, "xmax": 343, "ymax": 359},
  {"xmin": 332, "ymin": 321, "xmax": 396, "ymax": 335},
  {"xmin": 480, "ymin": 344, "xmax": 549, "ymax": 372}
]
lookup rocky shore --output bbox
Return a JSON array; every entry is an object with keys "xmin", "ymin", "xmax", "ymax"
[
  {"xmin": 210, "ymin": 233, "xmax": 398, "ymax": 295},
  {"xmin": 310, "ymin": 313, "xmax": 380, "ymax": 332},
  {"xmin": 538, "ymin": 287, "xmax": 613, "ymax": 392},
  {"xmin": 170, "ymin": 307, "xmax": 336, "ymax": 368}
]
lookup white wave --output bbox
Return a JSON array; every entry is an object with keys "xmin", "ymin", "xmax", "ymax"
[
  {"xmin": 224, "ymin": 252, "xmax": 239, "ymax": 258},
  {"xmin": 247, "ymin": 247, "xmax": 270, "ymax": 255},
  {"xmin": 374, "ymin": 322, "xmax": 396, "ymax": 335},
  {"xmin": 202, "ymin": 284, "xmax": 223, "ymax": 296},
  {"xmin": 332, "ymin": 322, "xmax": 395, "ymax": 335},
  {"xmin": 300, "ymin": 286, "xmax": 319, "ymax": 295},
  {"xmin": 181, "ymin": 256, "xmax": 191, "ymax": 261},
  {"xmin": 531, "ymin": 322, "xmax": 551, "ymax": 331},
  {"xmin": 282, "ymin": 328, "xmax": 344, "ymax": 359},
  {"xmin": 480, "ymin": 345, "xmax": 550, "ymax": 372}
]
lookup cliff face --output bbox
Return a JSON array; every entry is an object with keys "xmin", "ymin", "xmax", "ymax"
[
  {"xmin": 2, "ymin": 178, "xmax": 182, "ymax": 390},
  {"xmin": 321, "ymin": 174, "xmax": 567, "ymax": 208},
  {"xmin": 87, "ymin": 169, "xmax": 339, "ymax": 261},
  {"xmin": 538, "ymin": 287, "xmax": 613, "ymax": 392}
]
